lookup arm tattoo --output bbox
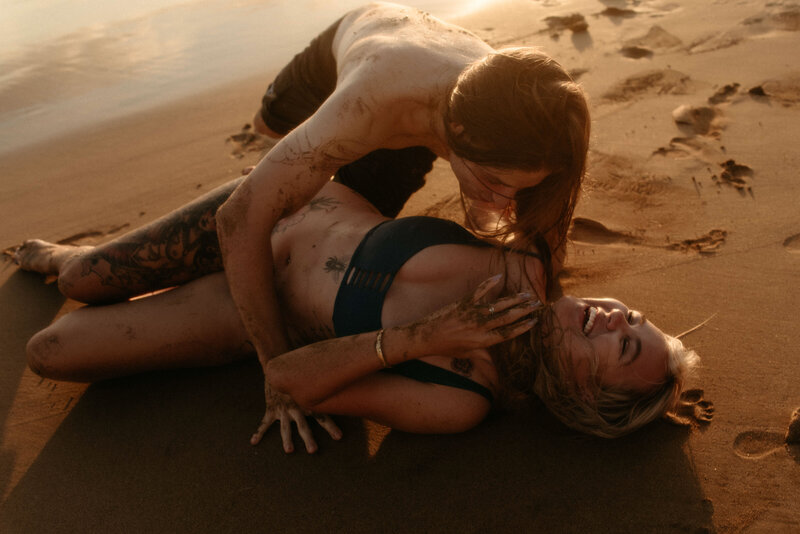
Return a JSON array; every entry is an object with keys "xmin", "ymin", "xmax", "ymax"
[
  {"xmin": 450, "ymin": 358, "xmax": 474, "ymax": 377},
  {"xmin": 308, "ymin": 196, "xmax": 341, "ymax": 212},
  {"xmin": 267, "ymin": 130, "xmax": 367, "ymax": 173}
]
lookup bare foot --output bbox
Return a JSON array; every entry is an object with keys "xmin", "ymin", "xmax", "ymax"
[
  {"xmin": 12, "ymin": 240, "xmax": 87, "ymax": 275},
  {"xmin": 665, "ymin": 389, "xmax": 714, "ymax": 426}
]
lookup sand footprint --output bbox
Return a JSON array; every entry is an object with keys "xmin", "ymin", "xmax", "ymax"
[
  {"xmin": 625, "ymin": 25, "xmax": 683, "ymax": 49},
  {"xmin": 568, "ymin": 217, "xmax": 640, "ymax": 245},
  {"xmin": 754, "ymin": 75, "xmax": 800, "ymax": 108},
  {"xmin": 783, "ymin": 233, "xmax": 800, "ymax": 254},
  {"xmin": 667, "ymin": 229, "xmax": 728, "ymax": 254},
  {"xmin": 653, "ymin": 84, "xmax": 734, "ymax": 159},
  {"xmin": 672, "ymin": 105, "xmax": 719, "ymax": 136},
  {"xmin": 708, "ymin": 83, "xmax": 740, "ymax": 105},
  {"xmin": 734, "ymin": 431, "xmax": 786, "ymax": 459},
  {"xmin": 570, "ymin": 218, "xmax": 728, "ymax": 254},
  {"xmin": 734, "ymin": 408, "xmax": 800, "ymax": 461},
  {"xmin": 542, "ymin": 13, "xmax": 588, "ymax": 36},
  {"xmin": 618, "ymin": 25, "xmax": 683, "ymax": 60},
  {"xmin": 599, "ymin": 7, "xmax": 637, "ymax": 20},
  {"xmin": 688, "ymin": 4, "xmax": 800, "ymax": 54},
  {"xmin": 713, "ymin": 159, "xmax": 754, "ymax": 196},
  {"xmin": 227, "ymin": 123, "xmax": 276, "ymax": 159},
  {"xmin": 666, "ymin": 83, "xmax": 736, "ymax": 138},
  {"xmin": 602, "ymin": 69, "xmax": 694, "ymax": 102},
  {"xmin": 620, "ymin": 46, "xmax": 653, "ymax": 59},
  {"xmin": 652, "ymin": 136, "xmax": 721, "ymax": 160}
]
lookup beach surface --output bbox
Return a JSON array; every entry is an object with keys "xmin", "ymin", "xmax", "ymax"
[{"xmin": 1, "ymin": 0, "xmax": 799, "ymax": 531}]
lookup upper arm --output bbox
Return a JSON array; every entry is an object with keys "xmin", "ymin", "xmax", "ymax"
[
  {"xmin": 311, "ymin": 373, "xmax": 492, "ymax": 434},
  {"xmin": 229, "ymin": 83, "xmax": 381, "ymax": 227}
]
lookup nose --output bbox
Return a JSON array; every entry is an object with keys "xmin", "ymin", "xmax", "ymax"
[{"xmin": 603, "ymin": 308, "xmax": 627, "ymax": 331}]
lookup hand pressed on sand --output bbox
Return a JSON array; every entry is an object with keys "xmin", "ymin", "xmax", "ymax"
[{"xmin": 251, "ymin": 381, "xmax": 342, "ymax": 454}]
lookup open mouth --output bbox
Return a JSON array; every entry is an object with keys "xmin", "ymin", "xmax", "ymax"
[{"xmin": 582, "ymin": 306, "xmax": 597, "ymax": 335}]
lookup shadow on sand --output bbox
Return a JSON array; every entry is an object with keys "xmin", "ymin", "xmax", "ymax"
[
  {"xmin": 0, "ymin": 269, "xmax": 66, "ymax": 502},
  {"xmin": 1, "ymin": 357, "xmax": 714, "ymax": 533}
]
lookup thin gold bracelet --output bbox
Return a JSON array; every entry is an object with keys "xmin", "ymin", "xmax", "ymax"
[{"xmin": 375, "ymin": 329, "xmax": 388, "ymax": 368}]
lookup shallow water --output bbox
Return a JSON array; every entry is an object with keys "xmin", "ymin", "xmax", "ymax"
[{"xmin": 0, "ymin": 0, "xmax": 496, "ymax": 155}]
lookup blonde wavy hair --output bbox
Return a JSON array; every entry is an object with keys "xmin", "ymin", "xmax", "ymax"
[{"xmin": 491, "ymin": 304, "xmax": 699, "ymax": 438}]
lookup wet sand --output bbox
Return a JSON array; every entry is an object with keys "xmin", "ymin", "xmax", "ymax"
[{"xmin": 1, "ymin": 0, "xmax": 799, "ymax": 531}]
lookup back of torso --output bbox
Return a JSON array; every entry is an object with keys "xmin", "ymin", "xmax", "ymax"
[
  {"xmin": 328, "ymin": 3, "xmax": 493, "ymax": 150},
  {"xmin": 334, "ymin": 3, "xmax": 492, "ymax": 80}
]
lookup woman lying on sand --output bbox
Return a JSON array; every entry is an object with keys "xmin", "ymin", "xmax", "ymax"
[{"xmin": 16, "ymin": 179, "xmax": 697, "ymax": 453}]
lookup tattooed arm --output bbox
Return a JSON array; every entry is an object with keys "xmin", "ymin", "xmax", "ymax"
[{"xmin": 215, "ymin": 89, "xmax": 376, "ymax": 445}]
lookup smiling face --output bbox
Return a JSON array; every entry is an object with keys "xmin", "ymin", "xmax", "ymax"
[
  {"xmin": 551, "ymin": 296, "xmax": 670, "ymax": 394},
  {"xmin": 449, "ymin": 155, "xmax": 550, "ymax": 210}
]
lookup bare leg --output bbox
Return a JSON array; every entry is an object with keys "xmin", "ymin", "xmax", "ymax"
[
  {"xmin": 16, "ymin": 176, "xmax": 245, "ymax": 303},
  {"xmin": 26, "ymin": 272, "xmax": 253, "ymax": 382}
]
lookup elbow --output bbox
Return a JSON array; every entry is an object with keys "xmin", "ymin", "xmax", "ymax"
[
  {"xmin": 214, "ymin": 201, "xmax": 235, "ymax": 241},
  {"xmin": 215, "ymin": 194, "xmax": 249, "ymax": 251},
  {"xmin": 214, "ymin": 179, "xmax": 277, "ymax": 247},
  {"xmin": 264, "ymin": 358, "xmax": 287, "ymax": 392},
  {"xmin": 264, "ymin": 359, "xmax": 318, "ymax": 411}
]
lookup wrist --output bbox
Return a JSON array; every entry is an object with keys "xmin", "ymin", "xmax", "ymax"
[{"xmin": 381, "ymin": 325, "xmax": 430, "ymax": 366}]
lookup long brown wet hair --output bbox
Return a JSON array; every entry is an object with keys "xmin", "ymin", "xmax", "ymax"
[{"xmin": 444, "ymin": 48, "xmax": 590, "ymax": 255}]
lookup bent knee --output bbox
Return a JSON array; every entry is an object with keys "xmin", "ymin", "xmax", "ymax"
[{"xmin": 26, "ymin": 329, "xmax": 66, "ymax": 379}]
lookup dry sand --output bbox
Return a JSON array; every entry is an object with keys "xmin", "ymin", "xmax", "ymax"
[{"xmin": 1, "ymin": 0, "xmax": 799, "ymax": 531}]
